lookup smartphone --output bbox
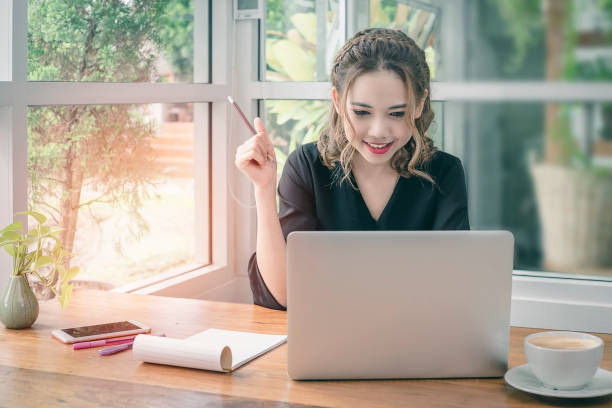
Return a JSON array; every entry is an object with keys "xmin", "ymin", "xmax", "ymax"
[{"xmin": 51, "ymin": 320, "xmax": 151, "ymax": 344}]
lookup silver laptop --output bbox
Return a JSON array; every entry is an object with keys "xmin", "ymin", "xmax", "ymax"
[{"xmin": 287, "ymin": 230, "xmax": 514, "ymax": 380}]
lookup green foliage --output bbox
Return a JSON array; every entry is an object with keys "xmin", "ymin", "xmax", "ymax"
[
  {"xmin": 158, "ymin": 0, "xmax": 194, "ymax": 81},
  {"xmin": 0, "ymin": 212, "xmax": 79, "ymax": 308},
  {"xmin": 495, "ymin": 0, "xmax": 545, "ymax": 73},
  {"xmin": 27, "ymin": 0, "xmax": 175, "ymax": 266},
  {"xmin": 493, "ymin": 0, "xmax": 612, "ymax": 172},
  {"xmin": 265, "ymin": 4, "xmax": 328, "ymax": 163},
  {"xmin": 28, "ymin": 0, "xmax": 170, "ymax": 82}
]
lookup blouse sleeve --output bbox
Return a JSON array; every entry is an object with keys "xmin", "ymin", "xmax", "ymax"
[
  {"xmin": 432, "ymin": 156, "xmax": 470, "ymax": 230},
  {"xmin": 247, "ymin": 147, "xmax": 319, "ymax": 310}
]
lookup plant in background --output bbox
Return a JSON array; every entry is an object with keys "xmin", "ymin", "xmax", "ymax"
[{"xmin": 0, "ymin": 211, "xmax": 79, "ymax": 308}]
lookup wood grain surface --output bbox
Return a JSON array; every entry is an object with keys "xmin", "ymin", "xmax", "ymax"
[{"xmin": 0, "ymin": 290, "xmax": 611, "ymax": 408}]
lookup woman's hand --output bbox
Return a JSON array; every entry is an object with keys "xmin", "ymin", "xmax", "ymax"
[{"xmin": 235, "ymin": 117, "xmax": 277, "ymax": 190}]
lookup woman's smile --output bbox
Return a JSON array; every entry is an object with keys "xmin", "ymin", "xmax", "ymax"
[{"xmin": 364, "ymin": 141, "xmax": 393, "ymax": 154}]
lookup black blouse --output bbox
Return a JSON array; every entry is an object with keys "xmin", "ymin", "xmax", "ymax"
[{"xmin": 248, "ymin": 142, "xmax": 470, "ymax": 310}]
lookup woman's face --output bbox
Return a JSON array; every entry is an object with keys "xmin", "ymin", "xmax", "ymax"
[{"xmin": 332, "ymin": 69, "xmax": 426, "ymax": 169}]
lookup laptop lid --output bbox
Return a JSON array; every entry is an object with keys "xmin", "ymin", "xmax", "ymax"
[{"xmin": 287, "ymin": 230, "xmax": 514, "ymax": 380}]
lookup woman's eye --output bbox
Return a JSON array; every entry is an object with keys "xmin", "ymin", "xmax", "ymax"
[
  {"xmin": 390, "ymin": 111, "xmax": 405, "ymax": 118},
  {"xmin": 352, "ymin": 110, "xmax": 369, "ymax": 116}
]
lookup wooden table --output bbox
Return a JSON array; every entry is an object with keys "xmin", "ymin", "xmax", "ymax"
[{"xmin": 1, "ymin": 290, "xmax": 610, "ymax": 407}]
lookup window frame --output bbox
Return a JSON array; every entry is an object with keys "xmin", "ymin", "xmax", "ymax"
[{"xmin": 0, "ymin": 0, "xmax": 235, "ymax": 297}]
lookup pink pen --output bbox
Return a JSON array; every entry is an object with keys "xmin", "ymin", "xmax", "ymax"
[
  {"xmin": 228, "ymin": 96, "xmax": 257, "ymax": 135},
  {"xmin": 228, "ymin": 96, "xmax": 274, "ymax": 162},
  {"xmin": 73, "ymin": 336, "xmax": 136, "ymax": 350},
  {"xmin": 99, "ymin": 334, "xmax": 166, "ymax": 356}
]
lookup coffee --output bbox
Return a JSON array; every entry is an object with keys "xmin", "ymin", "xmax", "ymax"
[{"xmin": 528, "ymin": 335, "xmax": 599, "ymax": 350}]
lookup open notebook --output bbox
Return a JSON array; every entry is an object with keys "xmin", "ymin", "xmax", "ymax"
[{"xmin": 132, "ymin": 329, "xmax": 287, "ymax": 372}]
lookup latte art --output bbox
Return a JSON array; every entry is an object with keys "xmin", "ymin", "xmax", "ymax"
[{"xmin": 528, "ymin": 336, "xmax": 599, "ymax": 350}]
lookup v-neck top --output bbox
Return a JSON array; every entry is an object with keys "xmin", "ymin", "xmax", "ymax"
[{"xmin": 248, "ymin": 142, "xmax": 470, "ymax": 310}]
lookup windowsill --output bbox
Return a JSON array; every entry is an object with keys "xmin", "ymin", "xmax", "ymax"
[
  {"xmin": 513, "ymin": 269, "xmax": 612, "ymax": 283},
  {"xmin": 113, "ymin": 263, "xmax": 232, "ymax": 298},
  {"xmin": 511, "ymin": 271, "xmax": 612, "ymax": 334}
]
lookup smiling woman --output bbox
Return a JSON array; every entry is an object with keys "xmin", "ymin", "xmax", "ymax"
[{"xmin": 237, "ymin": 28, "xmax": 469, "ymax": 310}]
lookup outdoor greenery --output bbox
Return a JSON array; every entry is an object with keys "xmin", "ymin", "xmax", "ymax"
[
  {"xmin": 494, "ymin": 0, "xmax": 612, "ymax": 172},
  {"xmin": 0, "ymin": 212, "xmax": 79, "ymax": 308},
  {"xmin": 27, "ymin": 0, "xmax": 194, "ymax": 291},
  {"xmin": 265, "ymin": 2, "xmax": 331, "ymax": 174}
]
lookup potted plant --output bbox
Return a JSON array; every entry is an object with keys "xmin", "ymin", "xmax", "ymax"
[
  {"xmin": 531, "ymin": 116, "xmax": 612, "ymax": 272},
  {"xmin": 0, "ymin": 211, "xmax": 79, "ymax": 329}
]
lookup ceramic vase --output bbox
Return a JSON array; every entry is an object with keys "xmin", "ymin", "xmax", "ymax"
[{"xmin": 0, "ymin": 275, "xmax": 39, "ymax": 329}]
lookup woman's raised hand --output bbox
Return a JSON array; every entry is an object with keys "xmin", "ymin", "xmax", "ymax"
[{"xmin": 235, "ymin": 117, "xmax": 277, "ymax": 190}]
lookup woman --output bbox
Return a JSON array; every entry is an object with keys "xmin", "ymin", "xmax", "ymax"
[{"xmin": 235, "ymin": 28, "xmax": 469, "ymax": 310}]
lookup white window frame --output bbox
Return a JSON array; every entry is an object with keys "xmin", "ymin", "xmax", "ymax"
[{"xmin": 0, "ymin": 0, "xmax": 235, "ymax": 298}]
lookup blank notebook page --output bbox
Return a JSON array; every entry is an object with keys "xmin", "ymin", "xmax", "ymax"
[{"xmin": 185, "ymin": 328, "xmax": 287, "ymax": 370}]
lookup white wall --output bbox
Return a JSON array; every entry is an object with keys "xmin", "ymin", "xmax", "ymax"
[
  {"xmin": 0, "ymin": 0, "xmax": 10, "ymax": 81},
  {"xmin": 0, "ymin": 107, "xmax": 11, "ymax": 282}
]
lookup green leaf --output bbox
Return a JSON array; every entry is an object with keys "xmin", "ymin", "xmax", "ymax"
[
  {"xmin": 272, "ymin": 40, "xmax": 316, "ymax": 81},
  {"xmin": 16, "ymin": 211, "xmax": 47, "ymax": 225},
  {"xmin": 34, "ymin": 255, "xmax": 55, "ymax": 270},
  {"xmin": 266, "ymin": 39, "xmax": 284, "ymax": 73},
  {"xmin": 0, "ymin": 221, "xmax": 23, "ymax": 234},
  {"xmin": 1, "ymin": 231, "xmax": 22, "ymax": 242},
  {"xmin": 66, "ymin": 266, "xmax": 80, "ymax": 282},
  {"xmin": 59, "ymin": 284, "xmax": 73, "ymax": 309},
  {"xmin": 290, "ymin": 13, "xmax": 316, "ymax": 45},
  {"xmin": 4, "ymin": 246, "xmax": 16, "ymax": 257}
]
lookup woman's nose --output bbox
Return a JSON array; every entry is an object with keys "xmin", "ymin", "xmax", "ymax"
[{"xmin": 369, "ymin": 117, "xmax": 390, "ymax": 139}]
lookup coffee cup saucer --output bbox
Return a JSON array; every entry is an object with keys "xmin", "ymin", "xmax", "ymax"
[{"xmin": 504, "ymin": 364, "xmax": 612, "ymax": 398}]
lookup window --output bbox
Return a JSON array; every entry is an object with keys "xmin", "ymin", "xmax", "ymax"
[
  {"xmin": 265, "ymin": 0, "xmax": 343, "ymax": 81},
  {"xmin": 1, "ymin": 0, "xmax": 232, "ymax": 298},
  {"xmin": 28, "ymin": 103, "xmax": 207, "ymax": 289}
]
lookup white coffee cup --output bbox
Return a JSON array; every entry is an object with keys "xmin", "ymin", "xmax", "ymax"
[{"xmin": 524, "ymin": 331, "xmax": 603, "ymax": 390}]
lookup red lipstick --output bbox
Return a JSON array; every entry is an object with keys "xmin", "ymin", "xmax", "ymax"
[{"xmin": 364, "ymin": 141, "xmax": 392, "ymax": 154}]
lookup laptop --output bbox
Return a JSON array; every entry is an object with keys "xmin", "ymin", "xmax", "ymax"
[{"xmin": 286, "ymin": 230, "xmax": 514, "ymax": 380}]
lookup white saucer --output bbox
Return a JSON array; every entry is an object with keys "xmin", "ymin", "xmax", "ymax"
[{"xmin": 505, "ymin": 364, "xmax": 612, "ymax": 399}]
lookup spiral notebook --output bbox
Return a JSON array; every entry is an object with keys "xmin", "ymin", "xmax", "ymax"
[{"xmin": 132, "ymin": 329, "xmax": 287, "ymax": 372}]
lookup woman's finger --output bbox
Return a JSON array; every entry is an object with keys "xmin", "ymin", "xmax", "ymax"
[{"xmin": 236, "ymin": 147, "xmax": 266, "ymax": 168}]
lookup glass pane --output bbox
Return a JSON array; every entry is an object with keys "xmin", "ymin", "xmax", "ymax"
[
  {"xmin": 264, "ymin": 99, "xmax": 329, "ymax": 176},
  {"xmin": 368, "ymin": 0, "xmax": 441, "ymax": 79},
  {"xmin": 27, "ymin": 103, "xmax": 206, "ymax": 293},
  {"xmin": 265, "ymin": 0, "xmax": 343, "ymax": 81},
  {"xmin": 27, "ymin": 0, "xmax": 196, "ymax": 82},
  {"xmin": 448, "ymin": 0, "xmax": 611, "ymax": 81},
  {"xmin": 442, "ymin": 101, "xmax": 612, "ymax": 280}
]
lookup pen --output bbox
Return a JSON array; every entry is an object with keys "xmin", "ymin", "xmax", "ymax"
[
  {"xmin": 73, "ymin": 336, "xmax": 136, "ymax": 350},
  {"xmin": 99, "ymin": 334, "xmax": 166, "ymax": 356},
  {"xmin": 228, "ymin": 96, "xmax": 257, "ymax": 135},
  {"xmin": 228, "ymin": 96, "xmax": 275, "ymax": 162}
]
